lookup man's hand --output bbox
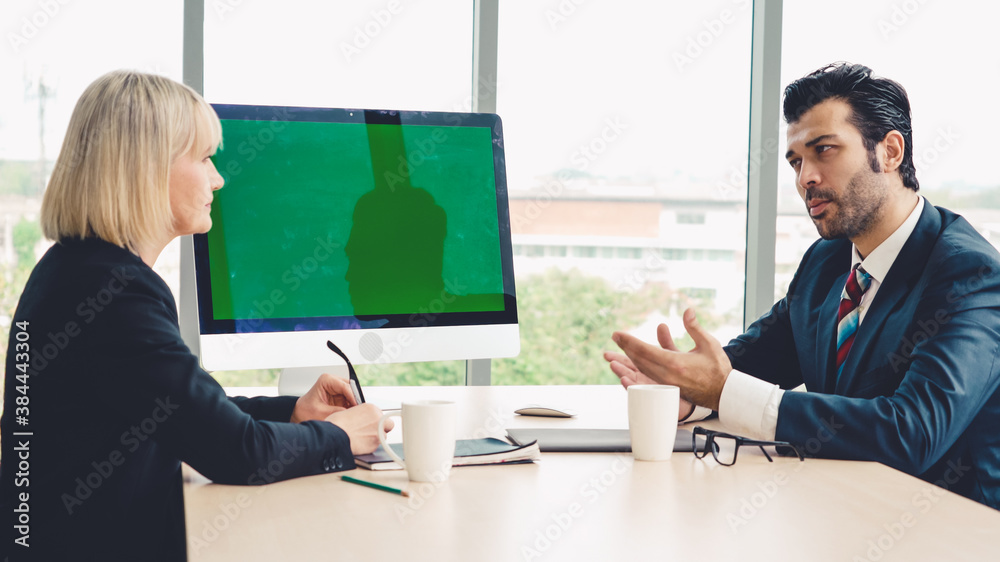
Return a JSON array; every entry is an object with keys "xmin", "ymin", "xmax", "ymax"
[
  {"xmin": 603, "ymin": 351, "xmax": 696, "ymax": 420},
  {"xmin": 290, "ymin": 373, "xmax": 357, "ymax": 424},
  {"xmin": 605, "ymin": 307, "xmax": 682, "ymax": 387},
  {"xmin": 609, "ymin": 308, "xmax": 731, "ymax": 411},
  {"xmin": 326, "ymin": 404, "xmax": 394, "ymax": 455}
]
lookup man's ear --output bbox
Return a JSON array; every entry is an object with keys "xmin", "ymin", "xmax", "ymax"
[{"xmin": 880, "ymin": 130, "xmax": 905, "ymax": 174}]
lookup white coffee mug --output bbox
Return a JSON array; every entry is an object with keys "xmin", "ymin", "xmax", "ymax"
[
  {"xmin": 377, "ymin": 400, "xmax": 457, "ymax": 482},
  {"xmin": 628, "ymin": 385, "xmax": 680, "ymax": 461}
]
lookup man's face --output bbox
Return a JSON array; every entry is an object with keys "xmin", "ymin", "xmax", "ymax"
[{"xmin": 785, "ymin": 98, "xmax": 888, "ymax": 241}]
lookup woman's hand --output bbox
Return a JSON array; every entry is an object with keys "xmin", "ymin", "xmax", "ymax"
[
  {"xmin": 326, "ymin": 404, "xmax": 394, "ymax": 455},
  {"xmin": 290, "ymin": 373, "xmax": 356, "ymax": 424}
]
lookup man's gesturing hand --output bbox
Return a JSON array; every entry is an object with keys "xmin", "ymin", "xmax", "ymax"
[{"xmin": 610, "ymin": 308, "xmax": 731, "ymax": 411}]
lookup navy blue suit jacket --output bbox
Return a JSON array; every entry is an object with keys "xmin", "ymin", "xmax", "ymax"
[
  {"xmin": 725, "ymin": 203, "xmax": 1000, "ymax": 509},
  {"xmin": 1, "ymin": 238, "xmax": 357, "ymax": 561}
]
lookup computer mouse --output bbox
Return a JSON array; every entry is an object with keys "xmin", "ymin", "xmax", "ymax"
[{"xmin": 514, "ymin": 405, "xmax": 577, "ymax": 418}]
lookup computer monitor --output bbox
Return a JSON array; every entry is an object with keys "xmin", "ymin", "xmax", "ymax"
[{"xmin": 190, "ymin": 104, "xmax": 519, "ymax": 377}]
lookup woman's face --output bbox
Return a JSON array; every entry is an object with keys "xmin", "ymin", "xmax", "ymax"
[{"xmin": 168, "ymin": 138, "xmax": 224, "ymax": 238}]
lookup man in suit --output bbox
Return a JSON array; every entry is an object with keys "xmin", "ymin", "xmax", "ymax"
[{"xmin": 606, "ymin": 62, "xmax": 1000, "ymax": 510}]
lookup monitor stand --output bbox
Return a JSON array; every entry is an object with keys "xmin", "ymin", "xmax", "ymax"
[{"xmin": 277, "ymin": 365, "xmax": 349, "ymax": 396}]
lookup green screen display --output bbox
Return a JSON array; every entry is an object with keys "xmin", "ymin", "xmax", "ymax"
[{"xmin": 204, "ymin": 117, "xmax": 506, "ymax": 322}]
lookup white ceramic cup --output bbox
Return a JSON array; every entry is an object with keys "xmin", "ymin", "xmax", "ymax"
[
  {"xmin": 628, "ymin": 385, "xmax": 680, "ymax": 461},
  {"xmin": 377, "ymin": 400, "xmax": 457, "ymax": 482}
]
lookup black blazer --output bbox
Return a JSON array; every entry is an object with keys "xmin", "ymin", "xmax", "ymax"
[
  {"xmin": 725, "ymin": 203, "xmax": 1000, "ymax": 509},
  {"xmin": 1, "ymin": 238, "xmax": 356, "ymax": 561}
]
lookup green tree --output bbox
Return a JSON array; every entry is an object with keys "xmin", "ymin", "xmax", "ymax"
[
  {"xmin": 209, "ymin": 369, "xmax": 281, "ymax": 388},
  {"xmin": 359, "ymin": 361, "xmax": 464, "ymax": 387},
  {"xmin": 13, "ymin": 218, "xmax": 43, "ymax": 273},
  {"xmin": 492, "ymin": 268, "xmax": 701, "ymax": 385}
]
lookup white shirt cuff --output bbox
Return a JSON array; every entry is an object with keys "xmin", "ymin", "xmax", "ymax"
[
  {"xmin": 680, "ymin": 405, "xmax": 713, "ymax": 424},
  {"xmin": 718, "ymin": 369, "xmax": 783, "ymax": 441}
]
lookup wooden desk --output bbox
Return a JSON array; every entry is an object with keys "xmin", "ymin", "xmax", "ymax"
[{"xmin": 184, "ymin": 386, "xmax": 1000, "ymax": 561}]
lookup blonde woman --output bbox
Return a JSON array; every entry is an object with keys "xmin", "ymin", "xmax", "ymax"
[{"xmin": 0, "ymin": 71, "xmax": 390, "ymax": 561}]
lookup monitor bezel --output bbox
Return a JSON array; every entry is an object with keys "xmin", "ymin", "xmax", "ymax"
[{"xmin": 192, "ymin": 104, "xmax": 518, "ymax": 369}]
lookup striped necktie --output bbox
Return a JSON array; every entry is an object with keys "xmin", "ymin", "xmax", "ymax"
[{"xmin": 836, "ymin": 264, "xmax": 872, "ymax": 374}]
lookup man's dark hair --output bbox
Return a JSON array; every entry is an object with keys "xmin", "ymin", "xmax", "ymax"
[{"xmin": 783, "ymin": 62, "xmax": 918, "ymax": 191}]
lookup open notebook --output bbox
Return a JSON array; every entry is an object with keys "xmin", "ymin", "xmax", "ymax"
[{"xmin": 356, "ymin": 437, "xmax": 541, "ymax": 470}]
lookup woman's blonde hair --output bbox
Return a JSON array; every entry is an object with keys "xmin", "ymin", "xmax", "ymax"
[{"xmin": 41, "ymin": 70, "xmax": 222, "ymax": 252}]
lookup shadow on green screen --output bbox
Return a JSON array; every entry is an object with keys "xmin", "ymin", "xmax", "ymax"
[{"xmin": 344, "ymin": 121, "xmax": 502, "ymax": 318}]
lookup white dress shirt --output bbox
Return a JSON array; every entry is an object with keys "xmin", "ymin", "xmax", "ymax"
[{"xmin": 715, "ymin": 196, "xmax": 925, "ymax": 439}]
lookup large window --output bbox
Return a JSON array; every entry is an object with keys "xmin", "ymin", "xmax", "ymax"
[
  {"xmin": 776, "ymin": 0, "xmax": 1000, "ymax": 298},
  {"xmin": 491, "ymin": 1, "xmax": 752, "ymax": 384},
  {"xmin": 203, "ymin": 1, "xmax": 474, "ymax": 387},
  {"xmin": 0, "ymin": 0, "xmax": 183, "ymax": 401},
  {"xmin": 19, "ymin": 3, "xmax": 967, "ymax": 390},
  {"xmin": 0, "ymin": 2, "xmax": 757, "ymax": 389}
]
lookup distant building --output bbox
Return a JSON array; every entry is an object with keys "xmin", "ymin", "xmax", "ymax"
[{"xmin": 507, "ymin": 177, "xmax": 747, "ymax": 325}]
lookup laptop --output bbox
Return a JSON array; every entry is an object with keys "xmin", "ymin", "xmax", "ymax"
[{"xmin": 505, "ymin": 427, "xmax": 703, "ymax": 453}]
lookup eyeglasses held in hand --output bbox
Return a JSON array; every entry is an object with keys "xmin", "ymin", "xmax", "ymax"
[
  {"xmin": 692, "ymin": 426, "xmax": 804, "ymax": 466},
  {"xmin": 326, "ymin": 340, "xmax": 365, "ymax": 404}
]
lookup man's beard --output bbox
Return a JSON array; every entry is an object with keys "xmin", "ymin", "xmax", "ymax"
[{"xmin": 806, "ymin": 167, "xmax": 888, "ymax": 241}]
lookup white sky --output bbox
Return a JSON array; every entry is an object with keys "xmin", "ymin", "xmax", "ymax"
[{"xmin": 1, "ymin": 0, "xmax": 997, "ymax": 193}]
